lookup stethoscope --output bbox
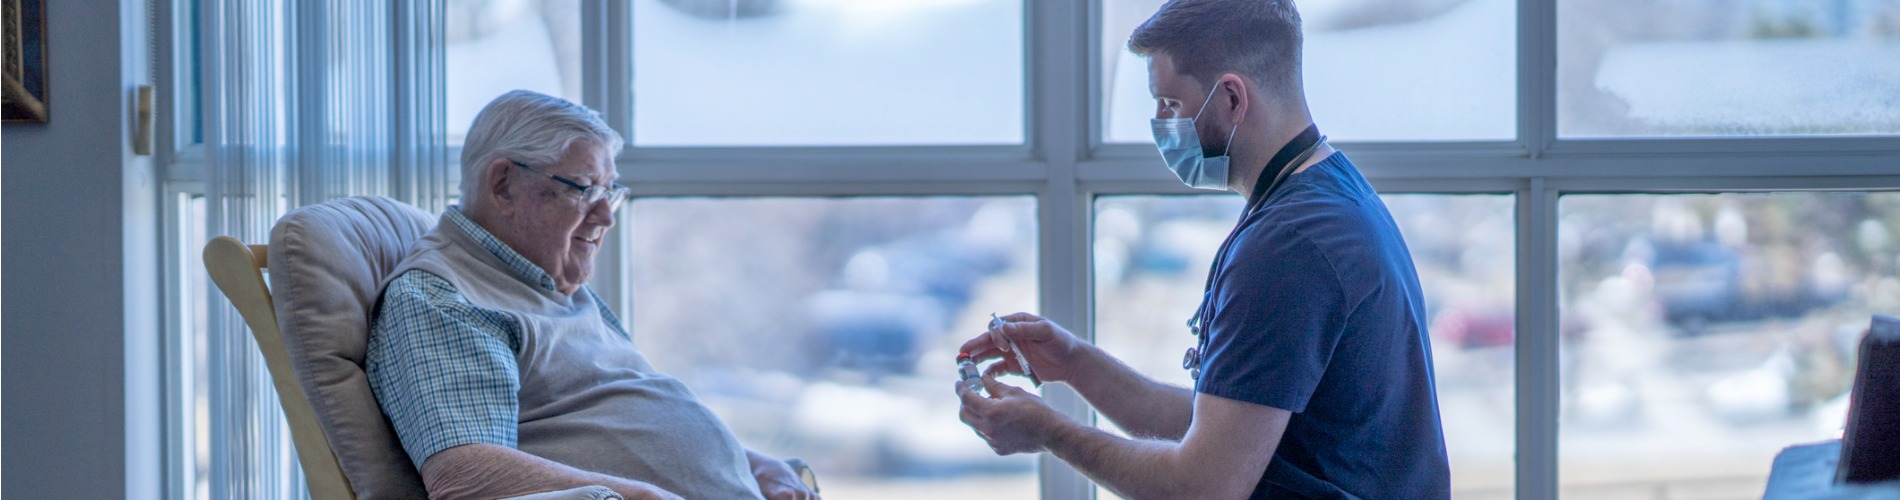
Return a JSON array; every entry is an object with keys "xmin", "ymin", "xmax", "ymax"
[{"xmin": 1183, "ymin": 129, "xmax": 1328, "ymax": 381}]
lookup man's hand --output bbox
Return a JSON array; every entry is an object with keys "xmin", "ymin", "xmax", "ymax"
[
  {"xmin": 959, "ymin": 312, "xmax": 1089, "ymax": 384},
  {"xmin": 957, "ymin": 375, "xmax": 1071, "ymax": 455},
  {"xmin": 747, "ymin": 451, "xmax": 820, "ymax": 500}
]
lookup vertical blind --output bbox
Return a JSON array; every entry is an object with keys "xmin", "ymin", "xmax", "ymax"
[{"xmin": 199, "ymin": 0, "xmax": 450, "ymax": 496}]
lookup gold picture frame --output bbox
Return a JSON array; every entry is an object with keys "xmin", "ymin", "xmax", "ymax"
[{"xmin": 3, "ymin": 0, "xmax": 48, "ymax": 124}]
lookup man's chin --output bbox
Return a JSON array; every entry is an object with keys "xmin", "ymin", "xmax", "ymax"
[{"xmin": 564, "ymin": 267, "xmax": 593, "ymax": 287}]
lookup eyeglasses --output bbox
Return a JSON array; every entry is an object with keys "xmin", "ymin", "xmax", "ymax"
[{"xmin": 511, "ymin": 160, "xmax": 631, "ymax": 211}]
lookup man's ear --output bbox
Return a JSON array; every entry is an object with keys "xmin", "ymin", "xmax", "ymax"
[
  {"xmin": 1221, "ymin": 74, "xmax": 1249, "ymax": 125},
  {"xmin": 482, "ymin": 157, "xmax": 518, "ymax": 215}
]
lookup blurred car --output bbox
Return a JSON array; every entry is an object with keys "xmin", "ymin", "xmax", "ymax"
[
  {"xmin": 1646, "ymin": 239, "xmax": 1842, "ymax": 335},
  {"xmin": 1431, "ymin": 306, "xmax": 1515, "ymax": 349},
  {"xmin": 805, "ymin": 290, "xmax": 945, "ymax": 375},
  {"xmin": 803, "ymin": 227, "xmax": 1015, "ymax": 376}
]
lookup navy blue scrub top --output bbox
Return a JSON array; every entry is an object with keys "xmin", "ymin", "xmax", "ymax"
[{"xmin": 1195, "ymin": 152, "xmax": 1451, "ymax": 499}]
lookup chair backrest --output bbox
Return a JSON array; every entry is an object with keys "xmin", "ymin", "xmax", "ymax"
[{"xmin": 205, "ymin": 196, "xmax": 435, "ymax": 499}]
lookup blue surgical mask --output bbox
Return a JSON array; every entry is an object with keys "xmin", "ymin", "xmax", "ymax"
[{"xmin": 1152, "ymin": 84, "xmax": 1239, "ymax": 190}]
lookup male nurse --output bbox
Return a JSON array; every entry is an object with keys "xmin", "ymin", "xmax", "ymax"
[{"xmin": 955, "ymin": 1, "xmax": 1450, "ymax": 498}]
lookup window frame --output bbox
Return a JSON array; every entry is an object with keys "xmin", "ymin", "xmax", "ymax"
[{"xmin": 159, "ymin": 1, "xmax": 1900, "ymax": 498}]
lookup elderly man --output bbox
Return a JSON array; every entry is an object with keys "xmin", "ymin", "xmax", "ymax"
[
  {"xmin": 955, "ymin": 0, "xmax": 1450, "ymax": 498},
  {"xmin": 367, "ymin": 90, "xmax": 818, "ymax": 500}
]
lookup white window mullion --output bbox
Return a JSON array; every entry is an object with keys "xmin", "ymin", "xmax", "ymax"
[
  {"xmin": 1541, "ymin": 174, "xmax": 1900, "ymax": 193},
  {"xmin": 1519, "ymin": 0, "xmax": 1557, "ymax": 158},
  {"xmin": 1031, "ymin": 0, "xmax": 1087, "ymax": 329},
  {"xmin": 1516, "ymin": 178, "xmax": 1559, "ymax": 500},
  {"xmin": 1544, "ymin": 136, "xmax": 1900, "ymax": 158},
  {"xmin": 1031, "ymin": 1, "xmax": 1091, "ymax": 499},
  {"xmin": 583, "ymin": 0, "xmax": 634, "ymax": 325},
  {"xmin": 584, "ymin": 0, "xmax": 632, "ymax": 153}
]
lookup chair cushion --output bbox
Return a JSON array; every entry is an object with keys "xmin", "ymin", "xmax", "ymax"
[{"xmin": 269, "ymin": 196, "xmax": 434, "ymax": 499}]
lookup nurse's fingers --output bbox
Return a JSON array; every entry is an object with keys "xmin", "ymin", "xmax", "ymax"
[
  {"xmin": 981, "ymin": 359, "xmax": 1021, "ymax": 380},
  {"xmin": 1000, "ymin": 312, "xmax": 1044, "ymax": 324},
  {"xmin": 957, "ymin": 382, "xmax": 994, "ymax": 429},
  {"xmin": 987, "ymin": 327, "xmax": 1013, "ymax": 354},
  {"xmin": 981, "ymin": 376, "xmax": 1029, "ymax": 399},
  {"xmin": 957, "ymin": 380, "xmax": 991, "ymax": 406},
  {"xmin": 993, "ymin": 316, "xmax": 1055, "ymax": 348},
  {"xmin": 958, "ymin": 333, "xmax": 1003, "ymax": 361}
]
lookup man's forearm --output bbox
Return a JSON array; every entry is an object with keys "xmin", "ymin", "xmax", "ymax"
[
  {"xmin": 1041, "ymin": 395, "xmax": 1282, "ymax": 500},
  {"xmin": 1064, "ymin": 344, "xmax": 1196, "ymax": 440},
  {"xmin": 1044, "ymin": 418, "xmax": 1209, "ymax": 500},
  {"xmin": 422, "ymin": 444, "xmax": 680, "ymax": 500}
]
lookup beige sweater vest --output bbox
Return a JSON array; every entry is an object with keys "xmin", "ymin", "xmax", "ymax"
[{"xmin": 391, "ymin": 213, "xmax": 762, "ymax": 499}]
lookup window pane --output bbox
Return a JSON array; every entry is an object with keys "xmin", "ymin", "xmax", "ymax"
[
  {"xmin": 1102, "ymin": 0, "xmax": 1515, "ymax": 144},
  {"xmin": 629, "ymin": 197, "xmax": 1038, "ymax": 498},
  {"xmin": 188, "ymin": 195, "xmax": 212, "ymax": 500},
  {"xmin": 447, "ymin": 0, "xmax": 581, "ymax": 143},
  {"xmin": 1558, "ymin": 193, "xmax": 1898, "ymax": 496},
  {"xmin": 1559, "ymin": 1, "xmax": 1900, "ymax": 137},
  {"xmin": 184, "ymin": 0, "xmax": 204, "ymax": 145},
  {"xmin": 1091, "ymin": 194, "xmax": 1515, "ymax": 498},
  {"xmin": 631, "ymin": 0, "xmax": 1025, "ymax": 146}
]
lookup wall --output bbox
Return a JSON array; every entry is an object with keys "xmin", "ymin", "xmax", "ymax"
[{"xmin": 2, "ymin": 0, "xmax": 161, "ymax": 498}]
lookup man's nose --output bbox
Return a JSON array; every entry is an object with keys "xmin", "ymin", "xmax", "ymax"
[{"xmin": 586, "ymin": 199, "xmax": 616, "ymax": 227}]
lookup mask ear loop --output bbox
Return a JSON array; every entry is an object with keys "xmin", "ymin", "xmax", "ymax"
[
  {"xmin": 1190, "ymin": 82, "xmax": 1223, "ymax": 122},
  {"xmin": 1221, "ymin": 116, "xmax": 1240, "ymax": 155},
  {"xmin": 1192, "ymin": 80, "xmax": 1244, "ymax": 157}
]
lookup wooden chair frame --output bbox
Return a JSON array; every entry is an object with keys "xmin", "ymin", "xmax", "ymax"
[{"xmin": 204, "ymin": 236, "xmax": 356, "ymax": 499}]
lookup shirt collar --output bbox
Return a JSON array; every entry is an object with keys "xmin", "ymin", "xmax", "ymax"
[{"xmin": 445, "ymin": 206, "xmax": 560, "ymax": 293}]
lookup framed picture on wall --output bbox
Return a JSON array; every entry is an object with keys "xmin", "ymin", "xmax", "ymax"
[{"xmin": 4, "ymin": 0, "xmax": 48, "ymax": 124}]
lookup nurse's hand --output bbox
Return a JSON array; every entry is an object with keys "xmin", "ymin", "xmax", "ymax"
[
  {"xmin": 957, "ymin": 376, "xmax": 1070, "ymax": 455},
  {"xmin": 959, "ymin": 312, "xmax": 1087, "ymax": 384}
]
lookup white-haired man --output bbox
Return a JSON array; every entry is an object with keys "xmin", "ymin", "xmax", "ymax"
[{"xmin": 367, "ymin": 90, "xmax": 819, "ymax": 500}]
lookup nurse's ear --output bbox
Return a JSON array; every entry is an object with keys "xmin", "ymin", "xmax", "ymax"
[{"xmin": 1215, "ymin": 73, "xmax": 1250, "ymax": 125}]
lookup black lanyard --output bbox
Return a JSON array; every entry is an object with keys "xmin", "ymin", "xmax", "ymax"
[{"xmin": 1184, "ymin": 124, "xmax": 1325, "ymax": 379}]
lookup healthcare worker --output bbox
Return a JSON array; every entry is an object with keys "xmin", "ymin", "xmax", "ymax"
[{"xmin": 954, "ymin": 0, "xmax": 1450, "ymax": 498}]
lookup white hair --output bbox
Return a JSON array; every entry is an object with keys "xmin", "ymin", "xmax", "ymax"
[{"xmin": 459, "ymin": 90, "xmax": 624, "ymax": 207}]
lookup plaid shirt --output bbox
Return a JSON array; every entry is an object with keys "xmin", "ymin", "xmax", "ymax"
[{"xmin": 365, "ymin": 208, "xmax": 627, "ymax": 468}]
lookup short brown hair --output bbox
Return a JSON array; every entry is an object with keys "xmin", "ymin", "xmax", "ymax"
[{"xmin": 1128, "ymin": 0, "xmax": 1303, "ymax": 95}]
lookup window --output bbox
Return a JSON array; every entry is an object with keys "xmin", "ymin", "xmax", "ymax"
[
  {"xmin": 163, "ymin": 0, "xmax": 1900, "ymax": 498},
  {"xmin": 1091, "ymin": 195, "xmax": 1246, "ymax": 388},
  {"xmin": 179, "ymin": 0, "xmax": 204, "ymax": 146},
  {"xmin": 1388, "ymin": 194, "xmax": 1519, "ymax": 496},
  {"xmin": 446, "ymin": 0, "xmax": 582, "ymax": 143},
  {"xmin": 1092, "ymin": 194, "xmax": 1517, "ymax": 498},
  {"xmin": 1558, "ymin": 1, "xmax": 1900, "ymax": 137},
  {"xmin": 1101, "ymin": 0, "xmax": 1516, "ymax": 143},
  {"xmin": 627, "ymin": 197, "xmax": 1040, "ymax": 497},
  {"xmin": 630, "ymin": 0, "xmax": 1026, "ymax": 146},
  {"xmin": 1558, "ymin": 192, "xmax": 1895, "ymax": 496}
]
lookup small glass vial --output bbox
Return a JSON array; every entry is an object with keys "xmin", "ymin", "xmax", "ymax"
[{"xmin": 957, "ymin": 352, "xmax": 984, "ymax": 395}]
